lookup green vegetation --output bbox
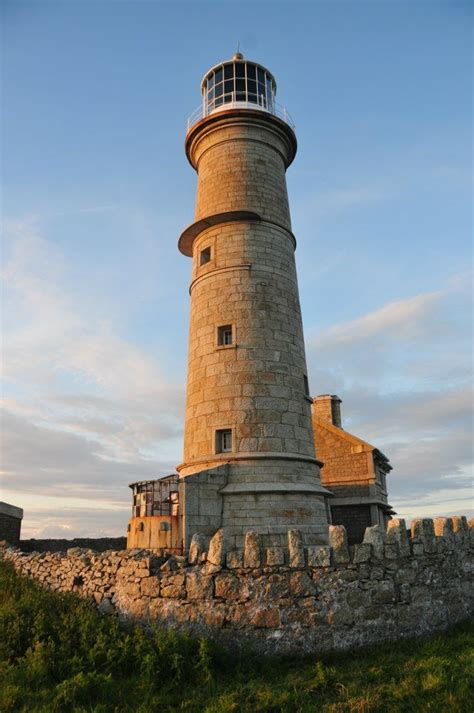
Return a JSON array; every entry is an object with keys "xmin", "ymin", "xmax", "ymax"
[{"xmin": 0, "ymin": 560, "xmax": 472, "ymax": 712}]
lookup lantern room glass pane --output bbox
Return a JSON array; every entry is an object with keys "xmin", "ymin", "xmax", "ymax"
[
  {"xmin": 247, "ymin": 64, "xmax": 256, "ymax": 81},
  {"xmin": 235, "ymin": 62, "xmax": 245, "ymax": 78},
  {"xmin": 215, "ymin": 67, "xmax": 223, "ymax": 83}
]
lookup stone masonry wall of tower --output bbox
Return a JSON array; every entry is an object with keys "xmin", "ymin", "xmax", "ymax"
[
  {"xmin": 193, "ymin": 121, "xmax": 292, "ymax": 226},
  {"xmin": 178, "ymin": 60, "xmax": 331, "ymax": 550}
]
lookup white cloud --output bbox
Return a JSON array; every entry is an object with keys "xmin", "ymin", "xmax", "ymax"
[
  {"xmin": 1, "ymin": 220, "xmax": 184, "ymax": 536},
  {"xmin": 308, "ymin": 282, "xmax": 473, "ymax": 520},
  {"xmin": 313, "ymin": 289, "xmax": 445, "ymax": 347},
  {"xmin": 2, "ymin": 220, "xmax": 172, "ymax": 398},
  {"xmin": 308, "ymin": 277, "xmax": 471, "ymax": 387}
]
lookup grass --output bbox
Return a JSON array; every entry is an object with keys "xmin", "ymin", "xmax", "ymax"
[{"xmin": 0, "ymin": 559, "xmax": 473, "ymax": 712}]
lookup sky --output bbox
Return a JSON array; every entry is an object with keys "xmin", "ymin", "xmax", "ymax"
[{"xmin": 1, "ymin": 0, "xmax": 472, "ymax": 538}]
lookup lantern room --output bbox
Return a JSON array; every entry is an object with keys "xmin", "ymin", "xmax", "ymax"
[
  {"xmin": 187, "ymin": 53, "xmax": 293, "ymax": 131},
  {"xmin": 202, "ymin": 53, "xmax": 276, "ymax": 113}
]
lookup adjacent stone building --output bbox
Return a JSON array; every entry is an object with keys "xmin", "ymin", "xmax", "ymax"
[
  {"xmin": 312, "ymin": 394, "xmax": 395, "ymax": 544},
  {"xmin": 0, "ymin": 501, "xmax": 23, "ymax": 546}
]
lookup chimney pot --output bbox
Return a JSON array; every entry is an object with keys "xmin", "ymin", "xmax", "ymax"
[{"xmin": 312, "ymin": 394, "xmax": 342, "ymax": 428}]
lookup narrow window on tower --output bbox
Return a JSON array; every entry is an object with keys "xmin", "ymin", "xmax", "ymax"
[
  {"xmin": 217, "ymin": 324, "xmax": 233, "ymax": 346},
  {"xmin": 200, "ymin": 246, "xmax": 211, "ymax": 265},
  {"xmin": 303, "ymin": 374, "xmax": 310, "ymax": 397},
  {"xmin": 216, "ymin": 428, "xmax": 233, "ymax": 453}
]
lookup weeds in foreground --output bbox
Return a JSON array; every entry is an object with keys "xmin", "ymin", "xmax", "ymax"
[{"xmin": 0, "ymin": 560, "xmax": 472, "ymax": 712}]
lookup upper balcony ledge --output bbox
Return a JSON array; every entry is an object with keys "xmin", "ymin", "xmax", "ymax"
[{"xmin": 187, "ymin": 97, "xmax": 295, "ymax": 133}]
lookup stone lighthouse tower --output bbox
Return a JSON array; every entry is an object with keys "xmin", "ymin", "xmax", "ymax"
[{"xmin": 177, "ymin": 54, "xmax": 331, "ymax": 551}]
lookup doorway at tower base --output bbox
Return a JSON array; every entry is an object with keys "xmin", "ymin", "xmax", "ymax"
[{"xmin": 178, "ymin": 463, "xmax": 331, "ymax": 552}]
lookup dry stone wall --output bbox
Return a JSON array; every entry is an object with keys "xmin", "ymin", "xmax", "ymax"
[{"xmin": 2, "ymin": 516, "xmax": 473, "ymax": 655}]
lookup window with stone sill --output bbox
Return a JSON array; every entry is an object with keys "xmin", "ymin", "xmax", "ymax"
[
  {"xmin": 200, "ymin": 246, "xmax": 211, "ymax": 265},
  {"xmin": 216, "ymin": 428, "xmax": 233, "ymax": 453},
  {"xmin": 217, "ymin": 324, "xmax": 233, "ymax": 346}
]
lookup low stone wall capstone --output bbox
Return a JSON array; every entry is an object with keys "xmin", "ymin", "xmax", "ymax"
[{"xmin": 2, "ymin": 516, "xmax": 473, "ymax": 654}]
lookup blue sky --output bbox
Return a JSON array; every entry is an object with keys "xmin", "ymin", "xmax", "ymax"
[{"xmin": 2, "ymin": 0, "xmax": 472, "ymax": 537}]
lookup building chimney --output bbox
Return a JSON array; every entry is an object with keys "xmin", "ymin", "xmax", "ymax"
[{"xmin": 312, "ymin": 395, "xmax": 342, "ymax": 428}]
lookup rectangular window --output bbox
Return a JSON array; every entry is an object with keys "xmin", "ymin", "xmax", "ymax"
[
  {"xmin": 217, "ymin": 324, "xmax": 233, "ymax": 346},
  {"xmin": 216, "ymin": 429, "xmax": 232, "ymax": 453},
  {"xmin": 200, "ymin": 246, "xmax": 211, "ymax": 265}
]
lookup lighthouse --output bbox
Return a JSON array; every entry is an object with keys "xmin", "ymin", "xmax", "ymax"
[{"xmin": 176, "ymin": 53, "xmax": 332, "ymax": 551}]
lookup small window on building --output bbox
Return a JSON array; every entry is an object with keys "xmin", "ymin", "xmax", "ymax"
[
  {"xmin": 200, "ymin": 246, "xmax": 211, "ymax": 265},
  {"xmin": 216, "ymin": 428, "xmax": 233, "ymax": 453},
  {"xmin": 217, "ymin": 324, "xmax": 233, "ymax": 346},
  {"xmin": 138, "ymin": 522, "xmax": 145, "ymax": 531},
  {"xmin": 303, "ymin": 374, "xmax": 310, "ymax": 396}
]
